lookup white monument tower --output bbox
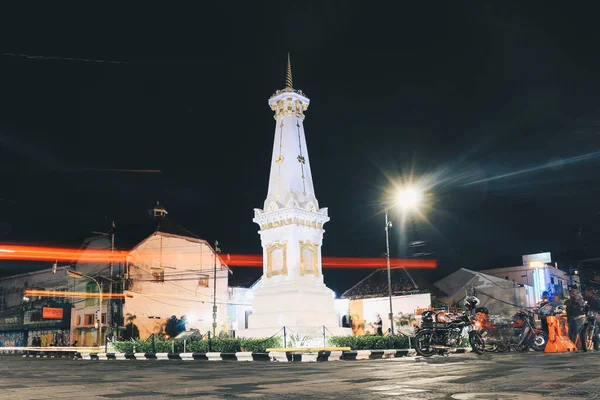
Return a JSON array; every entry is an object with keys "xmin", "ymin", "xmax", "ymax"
[{"xmin": 245, "ymin": 55, "xmax": 350, "ymax": 337}]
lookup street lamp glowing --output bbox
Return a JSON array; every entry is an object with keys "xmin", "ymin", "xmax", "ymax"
[
  {"xmin": 397, "ymin": 187, "xmax": 422, "ymax": 209},
  {"xmin": 67, "ymin": 270, "xmax": 84, "ymax": 279}
]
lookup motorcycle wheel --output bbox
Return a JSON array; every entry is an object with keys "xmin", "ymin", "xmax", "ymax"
[
  {"xmin": 531, "ymin": 332, "xmax": 548, "ymax": 352},
  {"xmin": 414, "ymin": 330, "xmax": 436, "ymax": 357},
  {"xmin": 469, "ymin": 331, "xmax": 485, "ymax": 355},
  {"xmin": 485, "ymin": 343, "xmax": 499, "ymax": 352},
  {"xmin": 581, "ymin": 324, "xmax": 594, "ymax": 351},
  {"xmin": 514, "ymin": 344, "xmax": 529, "ymax": 352}
]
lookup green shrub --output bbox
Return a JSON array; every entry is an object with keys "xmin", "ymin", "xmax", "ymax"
[
  {"xmin": 209, "ymin": 338, "xmax": 241, "ymax": 353},
  {"xmin": 113, "ymin": 341, "xmax": 135, "ymax": 353},
  {"xmin": 185, "ymin": 337, "xmax": 209, "ymax": 353},
  {"xmin": 328, "ymin": 335, "xmax": 409, "ymax": 350},
  {"xmin": 112, "ymin": 336, "xmax": 282, "ymax": 354},
  {"xmin": 239, "ymin": 337, "xmax": 282, "ymax": 352},
  {"xmin": 113, "ymin": 338, "xmax": 174, "ymax": 353}
]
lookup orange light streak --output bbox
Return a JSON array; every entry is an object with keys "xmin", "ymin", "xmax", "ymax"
[
  {"xmin": 24, "ymin": 289, "xmax": 125, "ymax": 299},
  {"xmin": 0, "ymin": 245, "xmax": 436, "ymax": 269}
]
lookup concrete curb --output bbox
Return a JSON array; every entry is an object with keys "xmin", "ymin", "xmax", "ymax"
[
  {"xmin": 74, "ymin": 349, "xmax": 421, "ymax": 362},
  {"xmin": 21, "ymin": 354, "xmax": 77, "ymax": 359}
]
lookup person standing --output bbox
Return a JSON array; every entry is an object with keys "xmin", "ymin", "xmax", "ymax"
[
  {"xmin": 565, "ymin": 286, "xmax": 585, "ymax": 347},
  {"xmin": 537, "ymin": 291, "xmax": 552, "ymax": 334},
  {"xmin": 373, "ymin": 314, "xmax": 383, "ymax": 336},
  {"xmin": 583, "ymin": 287, "xmax": 599, "ymax": 311}
]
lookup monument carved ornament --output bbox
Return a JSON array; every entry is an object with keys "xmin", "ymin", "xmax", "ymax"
[
  {"xmin": 266, "ymin": 241, "xmax": 287, "ymax": 278},
  {"xmin": 299, "ymin": 241, "xmax": 319, "ymax": 277},
  {"xmin": 254, "ymin": 207, "xmax": 329, "ymax": 232},
  {"xmin": 270, "ymin": 98, "xmax": 306, "ymax": 120}
]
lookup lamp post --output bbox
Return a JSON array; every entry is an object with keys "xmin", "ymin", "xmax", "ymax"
[
  {"xmin": 384, "ymin": 186, "xmax": 423, "ymax": 340},
  {"xmin": 93, "ymin": 223, "xmax": 116, "ymax": 340},
  {"xmin": 213, "ymin": 240, "xmax": 221, "ymax": 336},
  {"xmin": 384, "ymin": 207, "xmax": 394, "ymax": 338},
  {"xmin": 68, "ymin": 270, "xmax": 102, "ymax": 346}
]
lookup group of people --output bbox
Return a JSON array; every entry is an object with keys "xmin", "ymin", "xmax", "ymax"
[{"xmin": 537, "ymin": 285, "xmax": 599, "ymax": 351}]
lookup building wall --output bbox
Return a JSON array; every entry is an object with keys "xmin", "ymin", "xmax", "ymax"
[
  {"xmin": 480, "ymin": 265, "xmax": 579, "ymax": 302},
  {"xmin": 122, "ymin": 234, "xmax": 229, "ymax": 339},
  {"xmin": 341, "ymin": 293, "xmax": 431, "ymax": 335},
  {"xmin": 227, "ymin": 287, "xmax": 253, "ymax": 333}
]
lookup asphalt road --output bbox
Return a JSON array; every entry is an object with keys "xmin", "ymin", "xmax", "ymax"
[{"xmin": 1, "ymin": 352, "xmax": 599, "ymax": 399}]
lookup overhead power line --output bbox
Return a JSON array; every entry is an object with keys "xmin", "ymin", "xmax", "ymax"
[{"xmin": 1, "ymin": 53, "xmax": 128, "ymax": 65}]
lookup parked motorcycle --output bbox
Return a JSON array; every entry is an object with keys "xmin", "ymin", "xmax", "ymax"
[
  {"xmin": 414, "ymin": 310, "xmax": 484, "ymax": 357},
  {"xmin": 471, "ymin": 307, "xmax": 548, "ymax": 352},
  {"xmin": 581, "ymin": 301, "xmax": 600, "ymax": 351}
]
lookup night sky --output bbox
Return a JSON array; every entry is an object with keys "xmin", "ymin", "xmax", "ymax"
[{"xmin": 1, "ymin": 3, "xmax": 600, "ymax": 293}]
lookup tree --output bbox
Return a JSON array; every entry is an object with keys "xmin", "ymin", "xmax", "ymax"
[
  {"xmin": 123, "ymin": 313, "xmax": 139, "ymax": 340},
  {"xmin": 165, "ymin": 315, "xmax": 178, "ymax": 338}
]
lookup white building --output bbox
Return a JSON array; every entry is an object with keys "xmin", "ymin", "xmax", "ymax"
[
  {"xmin": 243, "ymin": 55, "xmax": 350, "ymax": 337},
  {"xmin": 480, "ymin": 252, "xmax": 579, "ymax": 303},
  {"xmin": 72, "ymin": 203, "xmax": 229, "ymax": 345}
]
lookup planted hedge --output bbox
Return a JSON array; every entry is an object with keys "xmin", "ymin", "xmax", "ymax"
[
  {"xmin": 113, "ymin": 336, "xmax": 282, "ymax": 354},
  {"xmin": 328, "ymin": 335, "xmax": 409, "ymax": 350}
]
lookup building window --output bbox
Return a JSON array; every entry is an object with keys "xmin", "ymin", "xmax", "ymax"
[
  {"xmin": 151, "ymin": 268, "xmax": 165, "ymax": 283},
  {"xmin": 199, "ymin": 275, "xmax": 209, "ymax": 287},
  {"xmin": 101, "ymin": 313, "xmax": 107, "ymax": 324},
  {"xmin": 84, "ymin": 314, "xmax": 95, "ymax": 326},
  {"xmin": 85, "ymin": 282, "xmax": 98, "ymax": 307}
]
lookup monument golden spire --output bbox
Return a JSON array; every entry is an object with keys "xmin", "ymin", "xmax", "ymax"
[{"xmin": 286, "ymin": 52, "xmax": 293, "ymax": 89}]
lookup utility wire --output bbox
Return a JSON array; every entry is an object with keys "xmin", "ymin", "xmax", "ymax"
[{"xmin": 1, "ymin": 53, "xmax": 128, "ymax": 64}]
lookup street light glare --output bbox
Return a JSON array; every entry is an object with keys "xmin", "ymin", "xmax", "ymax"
[{"xmin": 397, "ymin": 187, "xmax": 421, "ymax": 209}]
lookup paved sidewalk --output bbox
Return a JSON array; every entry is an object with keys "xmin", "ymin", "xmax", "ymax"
[{"xmin": 1, "ymin": 351, "xmax": 599, "ymax": 399}]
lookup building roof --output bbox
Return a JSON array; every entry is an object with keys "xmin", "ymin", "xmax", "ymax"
[
  {"xmin": 434, "ymin": 268, "xmax": 516, "ymax": 299},
  {"xmin": 341, "ymin": 267, "xmax": 428, "ymax": 299},
  {"xmin": 114, "ymin": 216, "xmax": 201, "ymax": 251}
]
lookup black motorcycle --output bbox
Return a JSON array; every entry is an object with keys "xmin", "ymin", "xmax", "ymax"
[
  {"xmin": 581, "ymin": 301, "xmax": 599, "ymax": 351},
  {"xmin": 414, "ymin": 310, "xmax": 484, "ymax": 357}
]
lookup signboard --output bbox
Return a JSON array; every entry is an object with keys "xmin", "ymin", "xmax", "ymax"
[
  {"xmin": 522, "ymin": 252, "xmax": 552, "ymax": 266},
  {"xmin": 42, "ymin": 307, "xmax": 64, "ymax": 320},
  {"xmin": 0, "ymin": 316, "xmax": 19, "ymax": 325}
]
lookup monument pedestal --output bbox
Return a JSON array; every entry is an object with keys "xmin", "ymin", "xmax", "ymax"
[{"xmin": 240, "ymin": 281, "xmax": 351, "ymax": 338}]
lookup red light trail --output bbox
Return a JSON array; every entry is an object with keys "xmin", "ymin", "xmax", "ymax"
[{"xmin": 0, "ymin": 245, "xmax": 436, "ymax": 269}]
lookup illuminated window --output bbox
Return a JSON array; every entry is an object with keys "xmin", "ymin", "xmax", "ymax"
[{"xmin": 199, "ymin": 275, "xmax": 209, "ymax": 287}]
